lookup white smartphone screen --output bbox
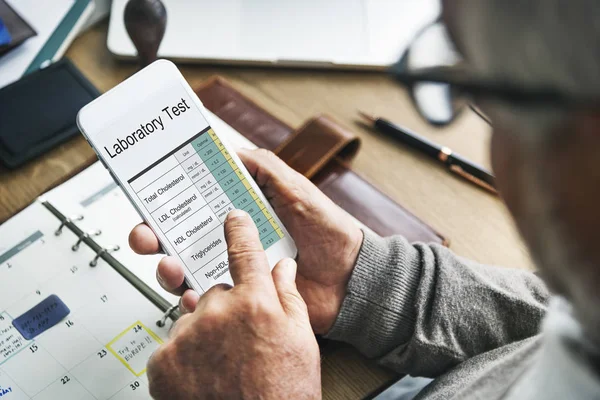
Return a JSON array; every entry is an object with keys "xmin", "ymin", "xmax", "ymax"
[{"xmin": 78, "ymin": 62, "xmax": 295, "ymax": 294}]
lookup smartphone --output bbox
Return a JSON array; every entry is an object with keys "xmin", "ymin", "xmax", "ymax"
[{"xmin": 77, "ymin": 60, "xmax": 297, "ymax": 295}]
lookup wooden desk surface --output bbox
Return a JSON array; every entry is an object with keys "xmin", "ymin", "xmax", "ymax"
[{"xmin": 0, "ymin": 21, "xmax": 533, "ymax": 399}]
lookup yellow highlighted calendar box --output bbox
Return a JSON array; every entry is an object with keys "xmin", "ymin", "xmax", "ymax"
[{"xmin": 106, "ymin": 321, "xmax": 163, "ymax": 377}]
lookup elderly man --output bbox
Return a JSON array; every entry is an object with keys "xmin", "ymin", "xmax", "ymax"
[{"xmin": 128, "ymin": 0, "xmax": 600, "ymax": 398}]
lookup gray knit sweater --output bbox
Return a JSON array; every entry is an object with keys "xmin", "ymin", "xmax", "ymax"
[{"xmin": 325, "ymin": 232, "xmax": 600, "ymax": 399}]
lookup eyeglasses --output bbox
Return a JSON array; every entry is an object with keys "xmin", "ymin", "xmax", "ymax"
[
  {"xmin": 390, "ymin": 64, "xmax": 594, "ymax": 111},
  {"xmin": 392, "ymin": 20, "xmax": 596, "ymax": 128}
]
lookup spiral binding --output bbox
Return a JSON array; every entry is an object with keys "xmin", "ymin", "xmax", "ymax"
[
  {"xmin": 45, "ymin": 200, "xmax": 179, "ymax": 324},
  {"xmin": 89, "ymin": 245, "xmax": 121, "ymax": 267},
  {"xmin": 55, "ymin": 215, "xmax": 84, "ymax": 236},
  {"xmin": 72, "ymin": 230, "xmax": 102, "ymax": 251},
  {"xmin": 156, "ymin": 305, "xmax": 180, "ymax": 327}
]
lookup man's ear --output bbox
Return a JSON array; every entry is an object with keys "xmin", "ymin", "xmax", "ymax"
[
  {"xmin": 490, "ymin": 125, "xmax": 525, "ymax": 217},
  {"xmin": 542, "ymin": 110, "xmax": 600, "ymax": 315}
]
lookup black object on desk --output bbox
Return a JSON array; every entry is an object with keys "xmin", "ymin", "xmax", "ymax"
[
  {"xmin": 124, "ymin": 0, "xmax": 167, "ymax": 68},
  {"xmin": 0, "ymin": 58, "xmax": 99, "ymax": 169},
  {"xmin": 358, "ymin": 111, "xmax": 497, "ymax": 195}
]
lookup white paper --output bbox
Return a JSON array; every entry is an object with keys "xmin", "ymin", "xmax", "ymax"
[{"xmin": 0, "ymin": 201, "xmax": 170, "ymax": 399}]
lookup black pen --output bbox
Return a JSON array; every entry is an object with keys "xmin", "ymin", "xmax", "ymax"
[{"xmin": 358, "ymin": 111, "xmax": 497, "ymax": 195}]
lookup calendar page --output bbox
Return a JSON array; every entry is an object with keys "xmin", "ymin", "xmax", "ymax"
[{"xmin": 0, "ymin": 202, "xmax": 171, "ymax": 399}]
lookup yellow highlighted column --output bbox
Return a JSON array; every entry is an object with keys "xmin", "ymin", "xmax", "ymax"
[
  {"xmin": 268, "ymin": 219, "xmax": 279, "ymax": 230},
  {"xmin": 255, "ymin": 198, "xmax": 266, "ymax": 210},
  {"xmin": 234, "ymin": 168, "xmax": 245, "ymax": 180},
  {"xmin": 262, "ymin": 208, "xmax": 273, "ymax": 221},
  {"xmin": 214, "ymin": 138, "xmax": 225, "ymax": 151},
  {"xmin": 248, "ymin": 188, "xmax": 259, "ymax": 200}
]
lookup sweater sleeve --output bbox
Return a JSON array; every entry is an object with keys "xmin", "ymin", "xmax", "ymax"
[{"xmin": 324, "ymin": 231, "xmax": 550, "ymax": 377}]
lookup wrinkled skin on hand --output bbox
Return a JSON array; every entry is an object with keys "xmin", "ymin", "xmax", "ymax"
[
  {"xmin": 129, "ymin": 148, "xmax": 364, "ymax": 334},
  {"xmin": 147, "ymin": 210, "xmax": 321, "ymax": 399}
]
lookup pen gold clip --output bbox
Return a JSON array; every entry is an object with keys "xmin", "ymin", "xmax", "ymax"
[{"xmin": 438, "ymin": 147, "xmax": 452, "ymax": 162}]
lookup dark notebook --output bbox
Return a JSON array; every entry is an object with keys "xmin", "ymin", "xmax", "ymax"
[{"xmin": 0, "ymin": 59, "xmax": 99, "ymax": 168}]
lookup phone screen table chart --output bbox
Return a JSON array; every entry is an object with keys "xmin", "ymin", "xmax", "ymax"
[{"xmin": 128, "ymin": 127, "xmax": 285, "ymax": 291}]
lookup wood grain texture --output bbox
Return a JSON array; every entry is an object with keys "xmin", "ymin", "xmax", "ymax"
[{"xmin": 0, "ymin": 21, "xmax": 534, "ymax": 398}]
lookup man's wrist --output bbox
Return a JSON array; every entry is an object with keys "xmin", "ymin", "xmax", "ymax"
[
  {"xmin": 307, "ymin": 226, "xmax": 364, "ymax": 335},
  {"xmin": 324, "ymin": 231, "xmax": 421, "ymax": 358}
]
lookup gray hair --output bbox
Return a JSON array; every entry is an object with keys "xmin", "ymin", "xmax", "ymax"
[
  {"xmin": 451, "ymin": 0, "xmax": 599, "ymax": 139},
  {"xmin": 454, "ymin": 0, "xmax": 600, "ymax": 97}
]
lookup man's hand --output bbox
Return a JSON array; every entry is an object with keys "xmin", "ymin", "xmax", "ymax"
[
  {"xmin": 129, "ymin": 149, "xmax": 363, "ymax": 333},
  {"xmin": 147, "ymin": 210, "xmax": 321, "ymax": 399}
]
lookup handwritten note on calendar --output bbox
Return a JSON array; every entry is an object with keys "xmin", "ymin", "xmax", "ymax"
[{"xmin": 0, "ymin": 202, "xmax": 171, "ymax": 399}]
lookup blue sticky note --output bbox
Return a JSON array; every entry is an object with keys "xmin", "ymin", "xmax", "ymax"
[
  {"xmin": 12, "ymin": 295, "xmax": 70, "ymax": 340},
  {"xmin": 0, "ymin": 18, "xmax": 11, "ymax": 46}
]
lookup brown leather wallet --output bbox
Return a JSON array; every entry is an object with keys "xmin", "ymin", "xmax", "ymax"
[{"xmin": 196, "ymin": 77, "xmax": 447, "ymax": 245}]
